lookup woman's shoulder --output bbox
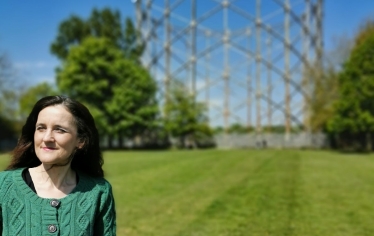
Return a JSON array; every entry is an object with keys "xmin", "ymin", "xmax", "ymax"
[
  {"xmin": 0, "ymin": 168, "xmax": 22, "ymax": 180},
  {"xmin": 0, "ymin": 169, "xmax": 24, "ymax": 196},
  {"xmin": 77, "ymin": 172, "xmax": 113, "ymax": 194},
  {"xmin": 91, "ymin": 176, "xmax": 113, "ymax": 191}
]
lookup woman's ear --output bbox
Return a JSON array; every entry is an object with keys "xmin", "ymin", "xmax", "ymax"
[{"xmin": 77, "ymin": 139, "xmax": 85, "ymax": 149}]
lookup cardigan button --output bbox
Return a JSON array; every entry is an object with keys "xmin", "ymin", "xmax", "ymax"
[
  {"xmin": 50, "ymin": 199, "xmax": 60, "ymax": 208},
  {"xmin": 48, "ymin": 224, "xmax": 57, "ymax": 233}
]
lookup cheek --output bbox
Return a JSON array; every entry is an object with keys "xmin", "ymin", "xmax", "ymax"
[
  {"xmin": 61, "ymin": 137, "xmax": 80, "ymax": 149},
  {"xmin": 34, "ymin": 132, "xmax": 41, "ymax": 143}
]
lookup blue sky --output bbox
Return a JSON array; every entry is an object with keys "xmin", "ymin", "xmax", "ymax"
[{"xmin": 0, "ymin": 0, "xmax": 374, "ymax": 87}]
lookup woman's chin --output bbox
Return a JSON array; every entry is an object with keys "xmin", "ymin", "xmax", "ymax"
[{"xmin": 38, "ymin": 157, "xmax": 69, "ymax": 166}]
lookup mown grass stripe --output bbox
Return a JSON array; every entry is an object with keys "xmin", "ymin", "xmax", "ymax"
[
  {"xmin": 177, "ymin": 151, "xmax": 281, "ymax": 236},
  {"xmin": 116, "ymin": 150, "xmax": 260, "ymax": 235},
  {"xmin": 2, "ymin": 150, "xmax": 374, "ymax": 235},
  {"xmin": 295, "ymin": 151, "xmax": 374, "ymax": 235}
]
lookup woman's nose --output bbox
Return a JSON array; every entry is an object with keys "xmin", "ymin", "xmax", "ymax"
[{"xmin": 42, "ymin": 130, "xmax": 54, "ymax": 142}]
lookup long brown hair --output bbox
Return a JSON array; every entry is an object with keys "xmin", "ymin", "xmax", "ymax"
[{"xmin": 7, "ymin": 95, "xmax": 104, "ymax": 177}]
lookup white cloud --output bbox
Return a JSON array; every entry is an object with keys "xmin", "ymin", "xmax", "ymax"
[
  {"xmin": 34, "ymin": 76, "xmax": 55, "ymax": 83},
  {"xmin": 35, "ymin": 61, "xmax": 48, "ymax": 68},
  {"xmin": 206, "ymin": 98, "xmax": 224, "ymax": 109},
  {"xmin": 15, "ymin": 61, "xmax": 53, "ymax": 69},
  {"xmin": 196, "ymin": 80, "xmax": 206, "ymax": 91}
]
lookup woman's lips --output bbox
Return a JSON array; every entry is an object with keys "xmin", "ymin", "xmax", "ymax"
[{"xmin": 42, "ymin": 147, "xmax": 57, "ymax": 150}]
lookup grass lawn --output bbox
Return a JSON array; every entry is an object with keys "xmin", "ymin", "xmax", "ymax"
[{"xmin": 1, "ymin": 149, "xmax": 374, "ymax": 235}]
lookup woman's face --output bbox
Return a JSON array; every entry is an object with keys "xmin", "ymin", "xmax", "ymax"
[{"xmin": 34, "ymin": 105, "xmax": 83, "ymax": 166}]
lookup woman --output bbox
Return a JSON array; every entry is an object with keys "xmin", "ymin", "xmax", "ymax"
[{"xmin": 0, "ymin": 95, "xmax": 116, "ymax": 235}]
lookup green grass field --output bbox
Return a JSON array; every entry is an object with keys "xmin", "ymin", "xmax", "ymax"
[{"xmin": 1, "ymin": 149, "xmax": 374, "ymax": 235}]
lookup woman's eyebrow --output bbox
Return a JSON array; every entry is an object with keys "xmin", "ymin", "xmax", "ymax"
[
  {"xmin": 54, "ymin": 124, "xmax": 71, "ymax": 131},
  {"xmin": 35, "ymin": 123, "xmax": 70, "ymax": 130}
]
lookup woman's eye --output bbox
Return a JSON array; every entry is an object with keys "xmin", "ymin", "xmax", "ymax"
[
  {"xmin": 36, "ymin": 127, "xmax": 45, "ymax": 131},
  {"xmin": 56, "ymin": 128, "xmax": 66, "ymax": 133}
]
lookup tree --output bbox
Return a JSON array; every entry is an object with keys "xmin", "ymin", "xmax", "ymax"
[
  {"xmin": 228, "ymin": 123, "xmax": 251, "ymax": 134},
  {"xmin": 0, "ymin": 53, "xmax": 12, "ymax": 86},
  {"xmin": 122, "ymin": 18, "xmax": 145, "ymax": 63},
  {"xmin": 50, "ymin": 8, "xmax": 144, "ymax": 62},
  {"xmin": 56, "ymin": 37, "xmax": 158, "ymax": 148},
  {"xmin": 303, "ymin": 64, "xmax": 339, "ymax": 133},
  {"xmin": 164, "ymin": 82, "xmax": 213, "ymax": 148},
  {"xmin": 327, "ymin": 24, "xmax": 374, "ymax": 151},
  {"xmin": 0, "ymin": 52, "xmax": 20, "ymax": 148},
  {"xmin": 50, "ymin": 8, "xmax": 152, "ymax": 149},
  {"xmin": 18, "ymin": 82, "xmax": 58, "ymax": 121},
  {"xmin": 0, "ymin": 52, "xmax": 18, "ymax": 119}
]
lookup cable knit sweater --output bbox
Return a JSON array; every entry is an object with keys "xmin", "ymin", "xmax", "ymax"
[{"xmin": 0, "ymin": 168, "xmax": 116, "ymax": 235}]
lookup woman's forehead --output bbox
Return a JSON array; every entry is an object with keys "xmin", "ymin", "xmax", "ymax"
[{"xmin": 36, "ymin": 105, "xmax": 75, "ymax": 125}]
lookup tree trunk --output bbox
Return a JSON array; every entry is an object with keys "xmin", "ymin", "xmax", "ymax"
[
  {"xmin": 108, "ymin": 135, "xmax": 113, "ymax": 149},
  {"xmin": 180, "ymin": 135, "xmax": 185, "ymax": 149},
  {"xmin": 134, "ymin": 135, "xmax": 142, "ymax": 148},
  {"xmin": 118, "ymin": 134, "xmax": 124, "ymax": 149},
  {"xmin": 188, "ymin": 133, "xmax": 197, "ymax": 149},
  {"xmin": 366, "ymin": 132, "xmax": 372, "ymax": 152}
]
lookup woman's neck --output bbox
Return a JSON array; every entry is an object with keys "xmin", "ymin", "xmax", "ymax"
[{"xmin": 29, "ymin": 164, "xmax": 77, "ymax": 198}]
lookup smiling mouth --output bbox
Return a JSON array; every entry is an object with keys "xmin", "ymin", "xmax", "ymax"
[{"xmin": 42, "ymin": 147, "xmax": 58, "ymax": 150}]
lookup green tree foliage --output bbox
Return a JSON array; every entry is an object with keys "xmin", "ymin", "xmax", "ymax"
[
  {"xmin": 51, "ymin": 8, "xmax": 157, "ymax": 148},
  {"xmin": 50, "ymin": 8, "xmax": 144, "ymax": 62},
  {"xmin": 57, "ymin": 37, "xmax": 158, "ymax": 146},
  {"xmin": 228, "ymin": 123, "xmax": 250, "ymax": 134},
  {"xmin": 0, "ymin": 53, "xmax": 19, "ymax": 143},
  {"xmin": 0, "ymin": 116, "xmax": 16, "ymax": 141},
  {"xmin": 18, "ymin": 82, "xmax": 58, "ymax": 121},
  {"xmin": 0, "ymin": 53, "xmax": 11, "ymax": 86},
  {"xmin": 213, "ymin": 126, "xmax": 224, "ymax": 134},
  {"xmin": 50, "ymin": 16, "xmax": 90, "ymax": 60},
  {"xmin": 164, "ymin": 83, "xmax": 213, "ymax": 148},
  {"xmin": 122, "ymin": 18, "xmax": 144, "ymax": 63},
  {"xmin": 1, "ymin": 56, "xmax": 59, "ymax": 145},
  {"xmin": 0, "ymin": 53, "xmax": 17, "ymax": 119},
  {"xmin": 303, "ymin": 64, "xmax": 339, "ymax": 133},
  {"xmin": 327, "ymin": 24, "xmax": 374, "ymax": 151}
]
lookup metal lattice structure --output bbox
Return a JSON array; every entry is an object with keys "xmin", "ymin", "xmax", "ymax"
[{"xmin": 134, "ymin": 0, "xmax": 323, "ymax": 140}]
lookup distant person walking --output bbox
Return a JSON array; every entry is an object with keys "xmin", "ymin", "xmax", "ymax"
[{"xmin": 0, "ymin": 95, "xmax": 116, "ymax": 235}]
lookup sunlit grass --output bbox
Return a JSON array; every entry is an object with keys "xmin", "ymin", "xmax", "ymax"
[{"xmin": 1, "ymin": 149, "xmax": 374, "ymax": 235}]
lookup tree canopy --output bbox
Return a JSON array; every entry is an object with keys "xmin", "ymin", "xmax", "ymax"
[
  {"xmin": 303, "ymin": 64, "xmax": 339, "ymax": 133},
  {"xmin": 164, "ymin": 82, "xmax": 213, "ymax": 148},
  {"xmin": 50, "ymin": 8, "xmax": 159, "ymax": 148},
  {"xmin": 18, "ymin": 82, "xmax": 58, "ymax": 121},
  {"xmin": 327, "ymin": 24, "xmax": 374, "ymax": 151},
  {"xmin": 0, "ymin": 52, "xmax": 24, "ymax": 149},
  {"xmin": 56, "ymin": 37, "xmax": 158, "ymax": 144},
  {"xmin": 50, "ymin": 8, "xmax": 144, "ymax": 62}
]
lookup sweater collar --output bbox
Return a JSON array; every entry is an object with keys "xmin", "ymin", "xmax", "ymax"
[{"xmin": 13, "ymin": 168, "xmax": 90, "ymax": 204}]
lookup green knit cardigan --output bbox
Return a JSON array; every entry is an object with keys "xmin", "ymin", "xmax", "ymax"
[{"xmin": 0, "ymin": 168, "xmax": 116, "ymax": 235}]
